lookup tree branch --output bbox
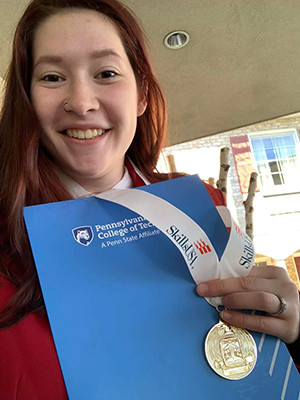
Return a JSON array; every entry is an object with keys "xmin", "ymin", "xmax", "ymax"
[
  {"xmin": 216, "ymin": 147, "xmax": 230, "ymax": 196},
  {"xmin": 243, "ymin": 172, "xmax": 258, "ymax": 240}
]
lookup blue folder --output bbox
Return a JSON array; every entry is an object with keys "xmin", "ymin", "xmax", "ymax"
[{"xmin": 24, "ymin": 175, "xmax": 299, "ymax": 399}]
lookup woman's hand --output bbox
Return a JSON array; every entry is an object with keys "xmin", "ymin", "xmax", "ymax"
[{"xmin": 196, "ymin": 265, "xmax": 300, "ymax": 344}]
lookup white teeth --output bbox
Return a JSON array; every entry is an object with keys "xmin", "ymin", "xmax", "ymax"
[
  {"xmin": 78, "ymin": 130, "xmax": 85, "ymax": 139},
  {"xmin": 85, "ymin": 129, "xmax": 93, "ymax": 139},
  {"xmin": 92, "ymin": 129, "xmax": 98, "ymax": 138},
  {"xmin": 65, "ymin": 128, "xmax": 106, "ymax": 139}
]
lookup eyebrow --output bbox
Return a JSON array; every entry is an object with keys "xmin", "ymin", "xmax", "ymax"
[{"xmin": 33, "ymin": 49, "xmax": 123, "ymax": 69}]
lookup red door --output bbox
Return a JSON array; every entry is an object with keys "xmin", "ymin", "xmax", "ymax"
[{"xmin": 294, "ymin": 257, "xmax": 300, "ymax": 280}]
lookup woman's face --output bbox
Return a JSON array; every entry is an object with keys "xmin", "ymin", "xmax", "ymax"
[{"xmin": 31, "ymin": 10, "xmax": 146, "ymax": 191}]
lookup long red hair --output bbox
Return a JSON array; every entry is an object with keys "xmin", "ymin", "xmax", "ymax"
[{"xmin": 0, "ymin": 0, "xmax": 169, "ymax": 328}]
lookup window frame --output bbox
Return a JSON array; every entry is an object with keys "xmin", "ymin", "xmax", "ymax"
[{"xmin": 248, "ymin": 128, "xmax": 300, "ymax": 195}]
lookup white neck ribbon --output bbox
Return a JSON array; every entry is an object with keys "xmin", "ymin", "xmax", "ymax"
[{"xmin": 94, "ymin": 188, "xmax": 255, "ymax": 307}]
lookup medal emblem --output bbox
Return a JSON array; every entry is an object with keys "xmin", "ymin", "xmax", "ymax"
[{"xmin": 205, "ymin": 321, "xmax": 257, "ymax": 380}]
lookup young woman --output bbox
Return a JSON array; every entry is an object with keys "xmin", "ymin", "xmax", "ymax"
[{"xmin": 0, "ymin": 0, "xmax": 299, "ymax": 398}]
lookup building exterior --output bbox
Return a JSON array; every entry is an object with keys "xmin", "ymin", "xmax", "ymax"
[{"xmin": 158, "ymin": 114, "xmax": 300, "ymax": 288}]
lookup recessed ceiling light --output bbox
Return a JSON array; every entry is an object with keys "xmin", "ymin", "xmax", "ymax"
[{"xmin": 164, "ymin": 31, "xmax": 190, "ymax": 49}]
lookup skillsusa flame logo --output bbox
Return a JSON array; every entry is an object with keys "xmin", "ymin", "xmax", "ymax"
[{"xmin": 193, "ymin": 239, "xmax": 212, "ymax": 255}]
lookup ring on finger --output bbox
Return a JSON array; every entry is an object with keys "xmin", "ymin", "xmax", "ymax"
[{"xmin": 270, "ymin": 295, "xmax": 287, "ymax": 316}]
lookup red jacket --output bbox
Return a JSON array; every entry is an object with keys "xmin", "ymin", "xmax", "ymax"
[{"xmin": 0, "ymin": 169, "xmax": 298, "ymax": 400}]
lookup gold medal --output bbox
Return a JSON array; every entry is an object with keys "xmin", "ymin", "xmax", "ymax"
[{"xmin": 205, "ymin": 318, "xmax": 257, "ymax": 380}]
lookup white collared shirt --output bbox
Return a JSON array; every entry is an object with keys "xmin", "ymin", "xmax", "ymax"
[{"xmin": 55, "ymin": 160, "xmax": 149, "ymax": 198}]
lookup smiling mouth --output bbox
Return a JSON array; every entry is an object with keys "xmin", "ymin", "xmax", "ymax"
[{"xmin": 61, "ymin": 128, "xmax": 108, "ymax": 140}]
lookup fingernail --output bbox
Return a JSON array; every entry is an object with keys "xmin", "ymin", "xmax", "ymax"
[
  {"xmin": 197, "ymin": 283, "xmax": 208, "ymax": 295},
  {"xmin": 221, "ymin": 310, "xmax": 231, "ymax": 320}
]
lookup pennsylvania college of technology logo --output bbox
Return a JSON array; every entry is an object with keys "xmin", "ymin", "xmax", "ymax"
[{"xmin": 72, "ymin": 226, "xmax": 94, "ymax": 247}]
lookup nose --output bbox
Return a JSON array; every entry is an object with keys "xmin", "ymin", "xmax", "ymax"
[{"xmin": 64, "ymin": 78, "xmax": 100, "ymax": 115}]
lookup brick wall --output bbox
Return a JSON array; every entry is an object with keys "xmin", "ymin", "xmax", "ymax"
[
  {"xmin": 285, "ymin": 253, "xmax": 300, "ymax": 290},
  {"xmin": 164, "ymin": 114, "xmax": 300, "ymax": 230}
]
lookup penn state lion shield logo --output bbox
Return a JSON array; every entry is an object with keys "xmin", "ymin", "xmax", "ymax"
[{"xmin": 72, "ymin": 226, "xmax": 94, "ymax": 247}]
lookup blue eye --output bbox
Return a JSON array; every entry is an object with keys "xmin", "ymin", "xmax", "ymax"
[{"xmin": 42, "ymin": 74, "xmax": 64, "ymax": 82}]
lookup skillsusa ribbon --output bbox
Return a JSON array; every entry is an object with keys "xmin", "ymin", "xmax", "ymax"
[{"xmin": 94, "ymin": 188, "xmax": 255, "ymax": 307}]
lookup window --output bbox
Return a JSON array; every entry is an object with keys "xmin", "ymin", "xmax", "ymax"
[
  {"xmin": 249, "ymin": 130, "xmax": 300, "ymax": 193},
  {"xmin": 255, "ymin": 261, "xmax": 268, "ymax": 266}
]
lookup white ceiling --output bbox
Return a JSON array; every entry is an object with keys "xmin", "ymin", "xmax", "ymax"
[{"xmin": 1, "ymin": 0, "xmax": 300, "ymax": 145}]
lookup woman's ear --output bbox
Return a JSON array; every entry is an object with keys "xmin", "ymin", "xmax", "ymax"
[{"xmin": 137, "ymin": 81, "xmax": 148, "ymax": 117}]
